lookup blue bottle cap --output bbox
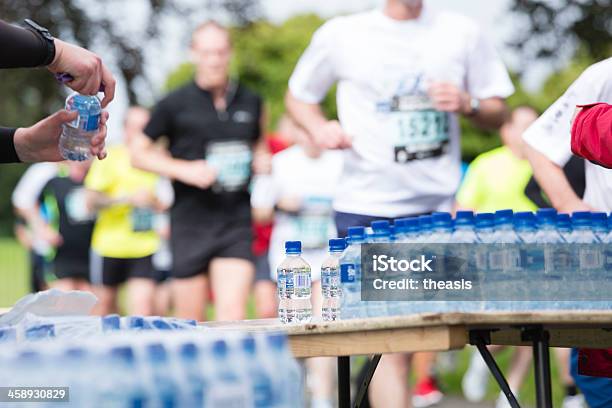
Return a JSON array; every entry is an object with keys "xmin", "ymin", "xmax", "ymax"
[
  {"xmin": 102, "ymin": 314, "xmax": 120, "ymax": 331},
  {"xmin": 146, "ymin": 343, "xmax": 167, "ymax": 362},
  {"xmin": 111, "ymin": 346, "xmax": 135, "ymax": 363},
  {"xmin": 179, "ymin": 342, "xmax": 199, "ymax": 359},
  {"xmin": 267, "ymin": 333, "xmax": 288, "ymax": 350},
  {"xmin": 241, "ymin": 336, "xmax": 257, "ymax": 354},
  {"xmin": 329, "ymin": 238, "xmax": 346, "ymax": 252},
  {"xmin": 418, "ymin": 215, "xmax": 432, "ymax": 228},
  {"xmin": 151, "ymin": 318, "xmax": 172, "ymax": 330},
  {"xmin": 494, "ymin": 209, "xmax": 514, "ymax": 224},
  {"xmin": 285, "ymin": 240, "xmax": 302, "ymax": 254},
  {"xmin": 64, "ymin": 347, "xmax": 86, "ymax": 359},
  {"xmin": 475, "ymin": 213, "xmax": 494, "ymax": 227},
  {"xmin": 371, "ymin": 220, "xmax": 391, "ymax": 234},
  {"xmin": 572, "ymin": 211, "xmax": 592, "ymax": 224},
  {"xmin": 591, "ymin": 212, "xmax": 608, "ymax": 226},
  {"xmin": 128, "ymin": 316, "xmax": 144, "ymax": 329},
  {"xmin": 556, "ymin": 213, "xmax": 571, "ymax": 223},
  {"xmin": 212, "ymin": 340, "xmax": 228, "ymax": 356},
  {"xmin": 347, "ymin": 226, "xmax": 366, "ymax": 240},
  {"xmin": 455, "ymin": 211, "xmax": 475, "ymax": 225},
  {"xmin": 431, "ymin": 212, "xmax": 452, "ymax": 227}
]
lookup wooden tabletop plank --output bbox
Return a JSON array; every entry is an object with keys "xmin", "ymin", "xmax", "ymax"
[{"xmin": 200, "ymin": 311, "xmax": 612, "ymax": 336}]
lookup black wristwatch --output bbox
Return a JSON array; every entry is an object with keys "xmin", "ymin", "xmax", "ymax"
[{"xmin": 23, "ymin": 19, "xmax": 56, "ymax": 66}]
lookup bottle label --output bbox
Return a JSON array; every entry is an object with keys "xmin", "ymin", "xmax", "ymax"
[
  {"xmin": 340, "ymin": 264, "xmax": 355, "ymax": 283},
  {"xmin": 294, "ymin": 272, "xmax": 311, "ymax": 289}
]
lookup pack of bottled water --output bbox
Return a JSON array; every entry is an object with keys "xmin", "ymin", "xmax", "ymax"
[
  {"xmin": 281, "ymin": 209, "xmax": 612, "ymax": 322},
  {"xmin": 0, "ymin": 314, "xmax": 199, "ymax": 343},
  {"xmin": 0, "ymin": 330, "xmax": 303, "ymax": 408}
]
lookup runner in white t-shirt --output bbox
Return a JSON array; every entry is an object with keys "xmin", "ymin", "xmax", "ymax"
[
  {"xmin": 523, "ymin": 58, "xmax": 612, "ymax": 213},
  {"xmin": 522, "ymin": 57, "xmax": 612, "ymax": 408},
  {"xmin": 251, "ymin": 116, "xmax": 343, "ymax": 408},
  {"xmin": 286, "ymin": 1, "xmax": 514, "ymax": 406}
]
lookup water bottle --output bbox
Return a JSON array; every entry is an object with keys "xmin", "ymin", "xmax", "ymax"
[
  {"xmin": 393, "ymin": 217, "xmax": 420, "ymax": 243},
  {"xmin": 264, "ymin": 334, "xmax": 304, "ymax": 408},
  {"xmin": 241, "ymin": 336, "xmax": 275, "ymax": 407},
  {"xmin": 206, "ymin": 340, "xmax": 251, "ymax": 407},
  {"xmin": 145, "ymin": 343, "xmax": 178, "ymax": 407},
  {"xmin": 450, "ymin": 211, "xmax": 478, "ymax": 311},
  {"xmin": 367, "ymin": 221, "xmax": 392, "ymax": 317},
  {"xmin": 556, "ymin": 213, "xmax": 573, "ymax": 242},
  {"xmin": 340, "ymin": 227, "xmax": 366, "ymax": 319},
  {"xmin": 178, "ymin": 343, "xmax": 206, "ymax": 407},
  {"xmin": 107, "ymin": 346, "xmax": 147, "ymax": 407},
  {"xmin": 570, "ymin": 212, "xmax": 603, "ymax": 309},
  {"xmin": 321, "ymin": 238, "xmax": 346, "ymax": 321},
  {"xmin": 417, "ymin": 215, "xmax": 433, "ymax": 243},
  {"xmin": 491, "ymin": 210, "xmax": 521, "ymax": 311},
  {"xmin": 59, "ymin": 93, "xmax": 102, "ymax": 161},
  {"xmin": 277, "ymin": 241, "xmax": 312, "ymax": 324},
  {"xmin": 591, "ymin": 212, "xmax": 609, "ymax": 242}
]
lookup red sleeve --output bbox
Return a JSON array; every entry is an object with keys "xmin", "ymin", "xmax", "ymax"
[
  {"xmin": 578, "ymin": 348, "xmax": 612, "ymax": 378},
  {"xmin": 571, "ymin": 103, "xmax": 612, "ymax": 168}
]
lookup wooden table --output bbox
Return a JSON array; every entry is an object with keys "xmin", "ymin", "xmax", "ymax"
[{"xmin": 202, "ymin": 311, "xmax": 612, "ymax": 408}]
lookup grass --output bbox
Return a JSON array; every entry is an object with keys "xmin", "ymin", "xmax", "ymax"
[{"xmin": 0, "ymin": 238, "xmax": 569, "ymax": 406}]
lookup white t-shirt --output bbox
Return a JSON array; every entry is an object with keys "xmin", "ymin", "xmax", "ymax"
[
  {"xmin": 251, "ymin": 146, "xmax": 343, "ymax": 281},
  {"xmin": 523, "ymin": 58, "xmax": 612, "ymax": 211},
  {"xmin": 11, "ymin": 163, "xmax": 58, "ymax": 210},
  {"xmin": 289, "ymin": 7, "xmax": 514, "ymax": 217}
]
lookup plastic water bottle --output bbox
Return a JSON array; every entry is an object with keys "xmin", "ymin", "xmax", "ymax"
[
  {"xmin": 145, "ymin": 343, "xmax": 178, "ymax": 407},
  {"xmin": 591, "ymin": 212, "xmax": 609, "ymax": 242},
  {"xmin": 241, "ymin": 336, "xmax": 275, "ymax": 407},
  {"xmin": 570, "ymin": 212, "xmax": 603, "ymax": 309},
  {"xmin": 59, "ymin": 93, "xmax": 101, "ymax": 161},
  {"xmin": 265, "ymin": 334, "xmax": 303, "ymax": 408},
  {"xmin": 277, "ymin": 241, "xmax": 312, "ymax": 324},
  {"xmin": 417, "ymin": 215, "xmax": 433, "ymax": 243},
  {"xmin": 366, "ymin": 221, "xmax": 392, "ymax": 317},
  {"xmin": 321, "ymin": 238, "xmax": 346, "ymax": 321},
  {"xmin": 206, "ymin": 340, "xmax": 251, "ymax": 407},
  {"xmin": 107, "ymin": 346, "xmax": 147, "ymax": 407},
  {"xmin": 450, "ymin": 211, "xmax": 478, "ymax": 311},
  {"xmin": 491, "ymin": 210, "xmax": 521, "ymax": 311},
  {"xmin": 393, "ymin": 217, "xmax": 420, "ymax": 243},
  {"xmin": 340, "ymin": 227, "xmax": 366, "ymax": 319},
  {"xmin": 178, "ymin": 342, "xmax": 206, "ymax": 407},
  {"xmin": 556, "ymin": 213, "xmax": 573, "ymax": 242}
]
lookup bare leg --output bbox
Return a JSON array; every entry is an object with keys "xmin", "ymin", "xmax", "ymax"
[
  {"xmin": 91, "ymin": 285, "xmax": 118, "ymax": 315},
  {"xmin": 126, "ymin": 277, "xmax": 156, "ymax": 316},
  {"xmin": 506, "ymin": 346, "xmax": 532, "ymax": 392},
  {"xmin": 369, "ymin": 353, "xmax": 412, "ymax": 408},
  {"xmin": 154, "ymin": 280, "xmax": 173, "ymax": 316},
  {"xmin": 172, "ymin": 273, "xmax": 208, "ymax": 321},
  {"xmin": 413, "ymin": 352, "xmax": 436, "ymax": 381},
  {"xmin": 209, "ymin": 257, "xmax": 254, "ymax": 321},
  {"xmin": 254, "ymin": 279, "xmax": 278, "ymax": 319},
  {"xmin": 554, "ymin": 348, "xmax": 574, "ymax": 386},
  {"xmin": 51, "ymin": 278, "xmax": 90, "ymax": 292}
]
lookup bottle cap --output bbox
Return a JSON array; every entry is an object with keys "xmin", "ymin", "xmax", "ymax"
[
  {"xmin": 111, "ymin": 346, "xmax": 135, "ymax": 363},
  {"xmin": 431, "ymin": 212, "xmax": 452, "ymax": 227},
  {"xmin": 347, "ymin": 226, "xmax": 366, "ymax": 241},
  {"xmin": 475, "ymin": 213, "xmax": 494, "ymax": 228},
  {"xmin": 212, "ymin": 340, "xmax": 229, "ymax": 356},
  {"xmin": 494, "ymin": 209, "xmax": 514, "ymax": 224},
  {"xmin": 455, "ymin": 211, "xmax": 475, "ymax": 225},
  {"xmin": 329, "ymin": 238, "xmax": 346, "ymax": 252},
  {"xmin": 285, "ymin": 240, "xmax": 302, "ymax": 254},
  {"xmin": 241, "ymin": 336, "xmax": 257, "ymax": 354},
  {"xmin": 418, "ymin": 215, "xmax": 432, "ymax": 229},
  {"xmin": 179, "ymin": 343, "xmax": 198, "ymax": 359},
  {"xmin": 371, "ymin": 220, "xmax": 391, "ymax": 236}
]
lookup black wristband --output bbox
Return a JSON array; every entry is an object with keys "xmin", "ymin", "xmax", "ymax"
[
  {"xmin": 0, "ymin": 127, "xmax": 21, "ymax": 163},
  {"xmin": 22, "ymin": 19, "xmax": 56, "ymax": 66}
]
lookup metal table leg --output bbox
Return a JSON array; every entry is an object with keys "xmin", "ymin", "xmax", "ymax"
[
  {"xmin": 469, "ymin": 330, "xmax": 521, "ymax": 408},
  {"xmin": 354, "ymin": 354, "xmax": 381, "ymax": 408},
  {"xmin": 338, "ymin": 356, "xmax": 351, "ymax": 408},
  {"xmin": 522, "ymin": 327, "xmax": 553, "ymax": 408}
]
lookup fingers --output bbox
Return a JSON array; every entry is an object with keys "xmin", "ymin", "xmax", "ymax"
[
  {"xmin": 91, "ymin": 111, "xmax": 109, "ymax": 160},
  {"xmin": 50, "ymin": 109, "xmax": 78, "ymax": 126},
  {"xmin": 100, "ymin": 65, "xmax": 116, "ymax": 108}
]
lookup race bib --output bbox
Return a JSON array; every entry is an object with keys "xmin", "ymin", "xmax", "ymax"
[
  {"xmin": 131, "ymin": 208, "xmax": 154, "ymax": 232},
  {"xmin": 294, "ymin": 197, "xmax": 333, "ymax": 249},
  {"xmin": 379, "ymin": 94, "xmax": 450, "ymax": 163},
  {"xmin": 206, "ymin": 140, "xmax": 252, "ymax": 193},
  {"xmin": 65, "ymin": 188, "xmax": 94, "ymax": 224}
]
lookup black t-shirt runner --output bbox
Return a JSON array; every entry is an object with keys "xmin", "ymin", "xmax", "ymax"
[
  {"xmin": 39, "ymin": 175, "xmax": 95, "ymax": 266},
  {"xmin": 144, "ymin": 81, "xmax": 262, "ymax": 225}
]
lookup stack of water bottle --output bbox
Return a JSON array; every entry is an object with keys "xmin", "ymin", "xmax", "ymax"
[
  {"xmin": 0, "ymin": 314, "xmax": 199, "ymax": 342},
  {"xmin": 277, "ymin": 209, "xmax": 612, "ymax": 323},
  {"xmin": 0, "ymin": 330, "xmax": 302, "ymax": 407}
]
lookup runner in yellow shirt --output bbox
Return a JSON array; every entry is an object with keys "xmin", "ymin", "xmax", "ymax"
[
  {"xmin": 85, "ymin": 107, "xmax": 168, "ymax": 315},
  {"xmin": 457, "ymin": 106, "xmax": 539, "ymax": 212}
]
